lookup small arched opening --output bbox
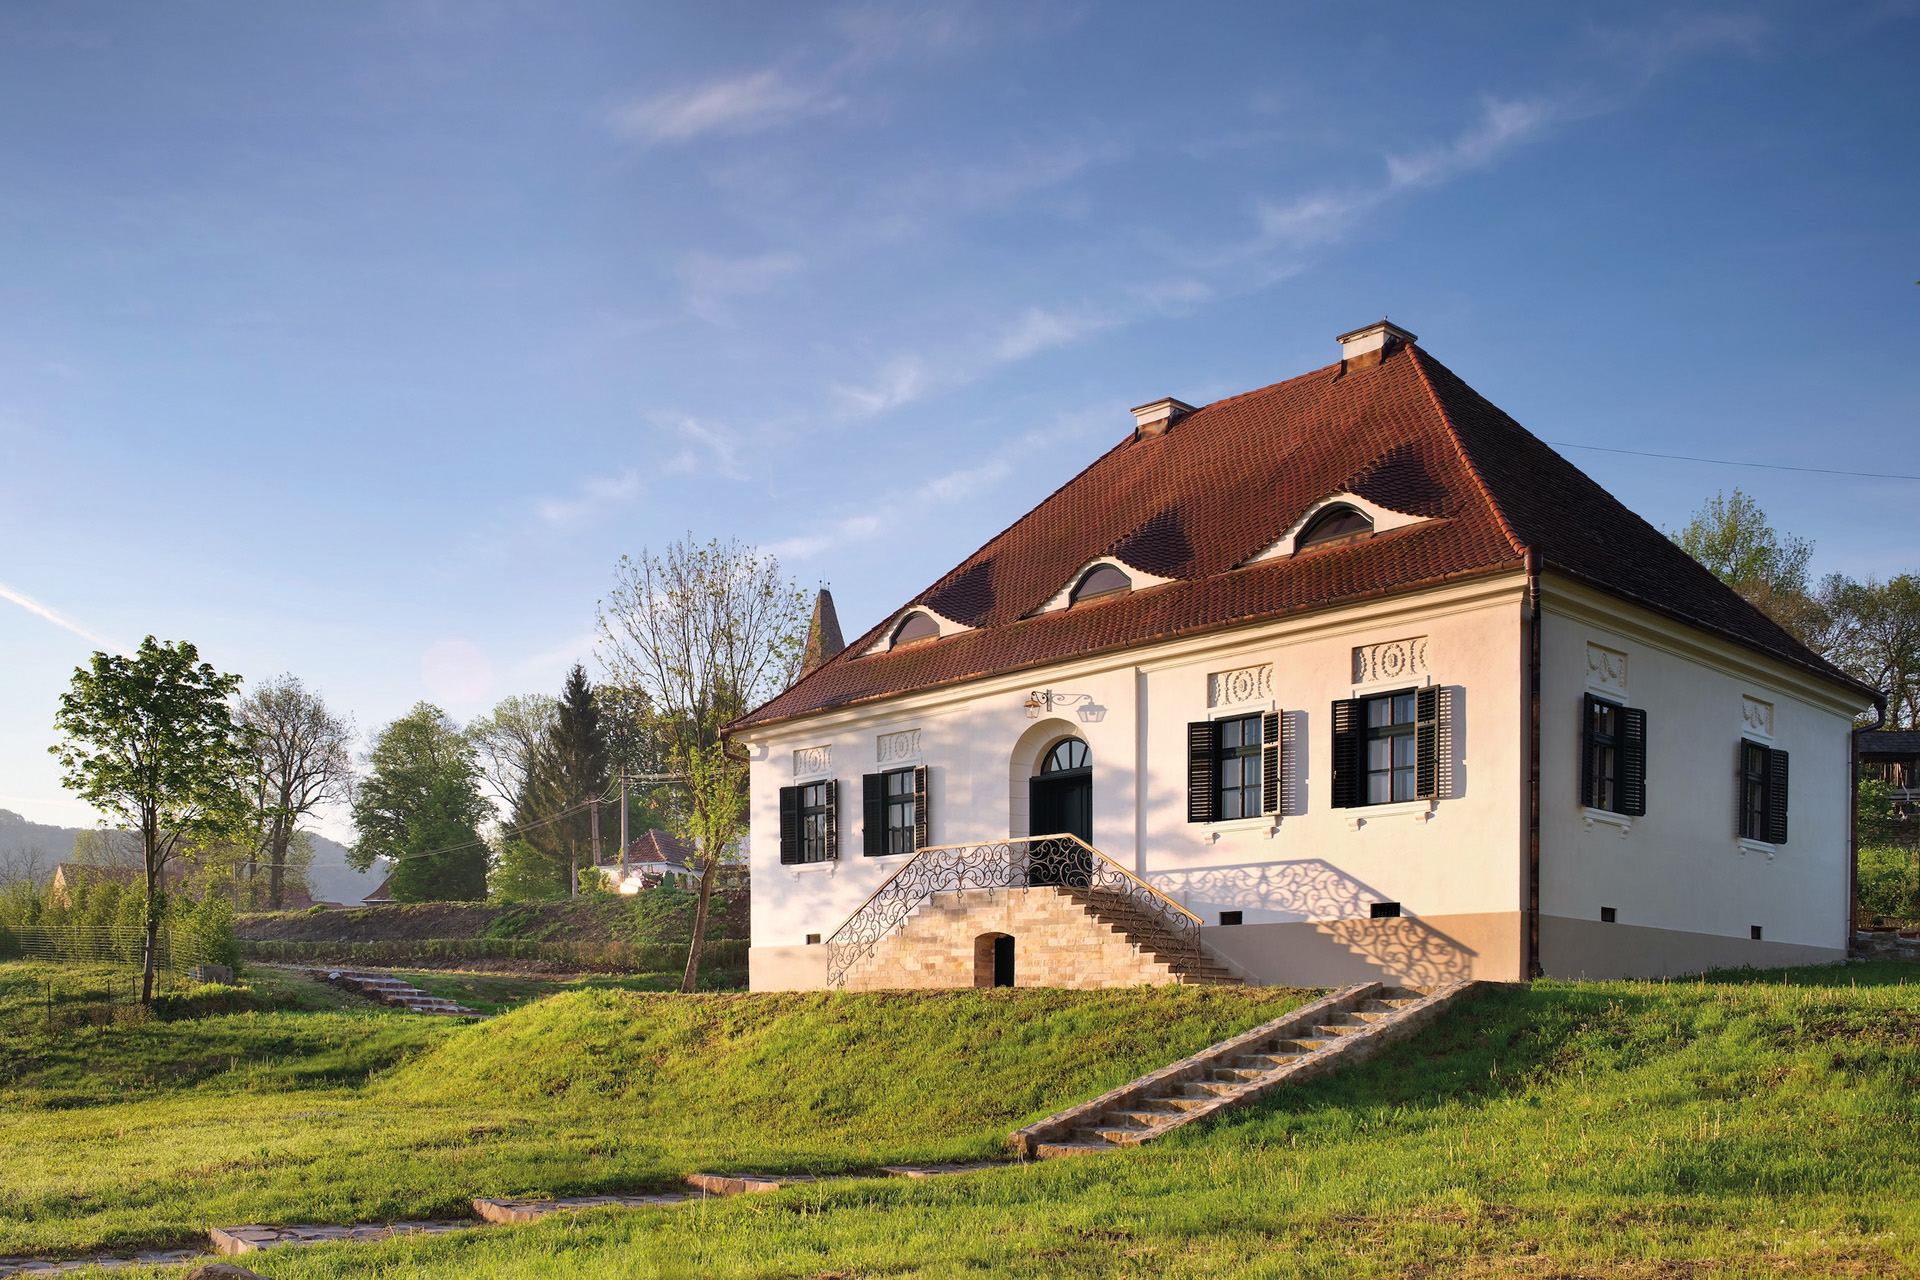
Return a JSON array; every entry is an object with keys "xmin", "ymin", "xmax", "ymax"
[
  {"xmin": 974, "ymin": 932, "xmax": 1015, "ymax": 988},
  {"xmin": 1294, "ymin": 503, "xmax": 1374, "ymax": 553},
  {"xmin": 890, "ymin": 611, "xmax": 941, "ymax": 649}
]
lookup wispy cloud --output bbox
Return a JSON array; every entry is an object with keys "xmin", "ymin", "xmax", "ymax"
[
  {"xmin": 0, "ymin": 581, "xmax": 116, "ymax": 649},
  {"xmin": 994, "ymin": 305, "xmax": 1121, "ymax": 361},
  {"xmin": 607, "ymin": 68, "xmax": 841, "ymax": 144},
  {"xmin": 763, "ymin": 514, "xmax": 882, "ymax": 562},
  {"xmin": 1385, "ymin": 97, "xmax": 1551, "ymax": 189},
  {"xmin": 832, "ymin": 357, "xmax": 927, "ymax": 415},
  {"xmin": 535, "ymin": 469, "xmax": 642, "ymax": 528},
  {"xmin": 680, "ymin": 250, "xmax": 805, "ymax": 322},
  {"xmin": 653, "ymin": 412, "xmax": 746, "ymax": 479}
]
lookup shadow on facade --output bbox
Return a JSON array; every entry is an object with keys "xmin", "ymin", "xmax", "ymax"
[{"xmin": 1150, "ymin": 858, "xmax": 1478, "ymax": 986}]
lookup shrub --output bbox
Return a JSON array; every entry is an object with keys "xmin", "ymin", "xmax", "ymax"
[{"xmin": 1858, "ymin": 843, "xmax": 1919, "ymax": 921}]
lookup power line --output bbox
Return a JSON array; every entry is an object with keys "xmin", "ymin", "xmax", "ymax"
[{"xmin": 1545, "ymin": 440, "xmax": 1920, "ymax": 483}]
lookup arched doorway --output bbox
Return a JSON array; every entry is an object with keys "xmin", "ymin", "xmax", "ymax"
[
  {"xmin": 974, "ymin": 932, "xmax": 1015, "ymax": 987},
  {"xmin": 1029, "ymin": 737, "xmax": 1092, "ymax": 886}
]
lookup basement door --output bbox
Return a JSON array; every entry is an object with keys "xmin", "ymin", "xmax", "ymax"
[{"xmin": 1028, "ymin": 738, "xmax": 1092, "ymax": 887}]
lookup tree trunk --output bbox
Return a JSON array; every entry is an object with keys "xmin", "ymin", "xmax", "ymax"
[
  {"xmin": 141, "ymin": 820, "xmax": 160, "ymax": 1004},
  {"xmin": 268, "ymin": 813, "xmax": 289, "ymax": 910},
  {"xmin": 680, "ymin": 844, "xmax": 717, "ymax": 994}
]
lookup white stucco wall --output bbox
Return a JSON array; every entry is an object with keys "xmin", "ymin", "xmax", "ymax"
[
  {"xmin": 740, "ymin": 575, "xmax": 1531, "ymax": 977},
  {"xmin": 1537, "ymin": 580, "xmax": 1868, "ymax": 968}
]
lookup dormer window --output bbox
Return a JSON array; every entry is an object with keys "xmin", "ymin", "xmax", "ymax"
[
  {"xmin": 1295, "ymin": 504, "xmax": 1373, "ymax": 552},
  {"xmin": 889, "ymin": 612, "xmax": 940, "ymax": 649},
  {"xmin": 1071, "ymin": 565, "xmax": 1131, "ymax": 606}
]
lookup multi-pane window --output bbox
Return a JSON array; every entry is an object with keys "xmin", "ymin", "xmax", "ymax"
[
  {"xmin": 1737, "ymin": 737, "xmax": 1789, "ymax": 844},
  {"xmin": 799, "ymin": 781, "xmax": 831, "ymax": 862},
  {"xmin": 882, "ymin": 768, "xmax": 917, "ymax": 855},
  {"xmin": 1216, "ymin": 714, "xmax": 1264, "ymax": 819},
  {"xmin": 1366, "ymin": 691, "xmax": 1419, "ymax": 804},
  {"xmin": 1586, "ymin": 698, "xmax": 1619, "ymax": 811}
]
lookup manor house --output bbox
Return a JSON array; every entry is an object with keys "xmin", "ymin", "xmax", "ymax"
[{"xmin": 728, "ymin": 321, "xmax": 1879, "ymax": 991}]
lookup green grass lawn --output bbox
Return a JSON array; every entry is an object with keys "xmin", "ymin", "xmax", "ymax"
[
  {"xmin": 5, "ymin": 962, "xmax": 1919, "ymax": 1277},
  {"xmin": 393, "ymin": 967, "xmax": 743, "ymax": 1015},
  {"xmin": 0, "ymin": 962, "xmax": 1309, "ymax": 1260}
]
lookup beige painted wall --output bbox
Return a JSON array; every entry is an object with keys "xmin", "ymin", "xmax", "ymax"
[
  {"xmin": 1540, "ymin": 914, "xmax": 1845, "ymax": 979},
  {"xmin": 1201, "ymin": 913, "xmax": 1523, "ymax": 986}
]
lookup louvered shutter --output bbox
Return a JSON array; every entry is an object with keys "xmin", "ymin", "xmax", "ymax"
[
  {"xmin": 913, "ymin": 765, "xmax": 930, "ymax": 851},
  {"xmin": 1187, "ymin": 721, "xmax": 1217, "ymax": 823},
  {"xmin": 862, "ymin": 774, "xmax": 884, "ymax": 857},
  {"xmin": 1331, "ymin": 699, "xmax": 1363, "ymax": 808},
  {"xmin": 779, "ymin": 786, "xmax": 801, "ymax": 864},
  {"xmin": 1767, "ymin": 748, "xmax": 1789, "ymax": 844},
  {"xmin": 824, "ymin": 779, "xmax": 839, "ymax": 860},
  {"xmin": 1261, "ymin": 710, "xmax": 1281, "ymax": 816},
  {"xmin": 1579, "ymin": 694, "xmax": 1599, "ymax": 809},
  {"xmin": 1620, "ymin": 706, "xmax": 1647, "ymax": 817},
  {"xmin": 1415, "ymin": 686, "xmax": 1441, "ymax": 800}
]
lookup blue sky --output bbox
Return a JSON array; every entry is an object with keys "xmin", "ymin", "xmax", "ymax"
[{"xmin": 2, "ymin": 2, "xmax": 1915, "ymax": 839}]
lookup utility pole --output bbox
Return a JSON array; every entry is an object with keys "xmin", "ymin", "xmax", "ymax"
[
  {"xmin": 590, "ymin": 795, "xmax": 601, "ymax": 867},
  {"xmin": 619, "ymin": 771, "xmax": 630, "ymax": 881}
]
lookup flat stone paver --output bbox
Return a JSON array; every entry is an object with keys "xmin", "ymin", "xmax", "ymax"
[
  {"xmin": 685, "ymin": 1172, "xmax": 826, "ymax": 1196},
  {"xmin": 0, "ymin": 1250, "xmax": 207, "ymax": 1276},
  {"xmin": 472, "ymin": 1193, "xmax": 691, "ymax": 1225},
  {"xmin": 208, "ymin": 1221, "xmax": 474, "ymax": 1256},
  {"xmin": 879, "ymin": 1162, "xmax": 1010, "ymax": 1178}
]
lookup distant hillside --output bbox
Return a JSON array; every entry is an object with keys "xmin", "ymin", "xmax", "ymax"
[{"xmin": 0, "ymin": 809, "xmax": 384, "ymax": 906}]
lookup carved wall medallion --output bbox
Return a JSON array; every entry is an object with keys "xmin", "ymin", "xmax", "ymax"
[
  {"xmin": 876, "ymin": 729, "xmax": 922, "ymax": 764},
  {"xmin": 1741, "ymin": 697, "xmax": 1774, "ymax": 738},
  {"xmin": 1352, "ymin": 636, "xmax": 1429, "ymax": 686},
  {"xmin": 1586, "ymin": 643, "xmax": 1628, "ymax": 695},
  {"xmin": 792, "ymin": 745, "xmax": 832, "ymax": 778},
  {"xmin": 1207, "ymin": 664, "xmax": 1272, "ymax": 708}
]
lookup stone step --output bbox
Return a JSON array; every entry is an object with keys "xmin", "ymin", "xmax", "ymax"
[{"xmin": 1036, "ymin": 1141, "xmax": 1116, "ymax": 1158}]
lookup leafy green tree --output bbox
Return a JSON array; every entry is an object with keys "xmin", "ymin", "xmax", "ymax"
[
  {"xmin": 1823, "ymin": 575, "xmax": 1920, "ymax": 728},
  {"xmin": 50, "ymin": 637, "xmax": 252, "ymax": 1002},
  {"xmin": 599, "ymin": 536, "xmax": 807, "ymax": 990},
  {"xmin": 1672, "ymin": 489, "xmax": 1814, "ymax": 598},
  {"xmin": 349, "ymin": 703, "xmax": 489, "ymax": 902},
  {"xmin": 235, "ymin": 675, "xmax": 354, "ymax": 910},
  {"xmin": 468, "ymin": 692, "xmax": 559, "ymax": 814},
  {"xmin": 506, "ymin": 665, "xmax": 611, "ymax": 899}
]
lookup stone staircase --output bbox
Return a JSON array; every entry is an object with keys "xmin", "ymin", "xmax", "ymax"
[
  {"xmin": 320, "ymin": 969, "xmax": 479, "ymax": 1017},
  {"xmin": 1009, "ymin": 980, "xmax": 1488, "ymax": 1158},
  {"xmin": 1064, "ymin": 887, "xmax": 1239, "ymax": 985}
]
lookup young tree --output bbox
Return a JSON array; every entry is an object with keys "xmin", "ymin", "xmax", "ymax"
[
  {"xmin": 349, "ymin": 703, "xmax": 489, "ymax": 902},
  {"xmin": 468, "ymin": 693, "xmax": 559, "ymax": 814},
  {"xmin": 598, "ymin": 537, "xmax": 808, "ymax": 990},
  {"xmin": 50, "ymin": 638, "xmax": 252, "ymax": 1002},
  {"xmin": 235, "ymin": 675, "xmax": 354, "ymax": 910},
  {"xmin": 506, "ymin": 666, "xmax": 610, "ymax": 898},
  {"xmin": 1671, "ymin": 490, "xmax": 1821, "ymax": 640}
]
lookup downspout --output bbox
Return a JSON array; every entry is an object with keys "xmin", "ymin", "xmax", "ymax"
[
  {"xmin": 1850, "ymin": 697, "xmax": 1888, "ymax": 955},
  {"xmin": 1526, "ymin": 548, "xmax": 1543, "ymax": 980}
]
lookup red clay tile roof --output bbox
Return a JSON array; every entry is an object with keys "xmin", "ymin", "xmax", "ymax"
[{"xmin": 733, "ymin": 342, "xmax": 1874, "ymax": 731}]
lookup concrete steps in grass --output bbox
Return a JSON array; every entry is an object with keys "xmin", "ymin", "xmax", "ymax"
[
  {"xmin": 1008, "ymin": 980, "xmax": 1491, "ymax": 1159},
  {"xmin": 318, "ymin": 969, "xmax": 479, "ymax": 1017}
]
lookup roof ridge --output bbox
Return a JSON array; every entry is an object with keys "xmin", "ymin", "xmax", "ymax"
[{"xmin": 1404, "ymin": 343, "xmax": 1528, "ymax": 558}]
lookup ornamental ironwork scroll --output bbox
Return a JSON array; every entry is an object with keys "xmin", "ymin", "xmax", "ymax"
[{"xmin": 823, "ymin": 834, "xmax": 1203, "ymax": 987}]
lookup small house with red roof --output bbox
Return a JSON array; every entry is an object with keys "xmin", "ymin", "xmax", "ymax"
[{"xmin": 728, "ymin": 322, "xmax": 1880, "ymax": 991}]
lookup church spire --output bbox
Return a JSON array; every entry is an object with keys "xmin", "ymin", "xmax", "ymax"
[{"xmin": 800, "ymin": 588, "xmax": 845, "ymax": 676}]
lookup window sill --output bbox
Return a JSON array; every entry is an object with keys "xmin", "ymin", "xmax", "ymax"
[
  {"xmin": 1199, "ymin": 815, "xmax": 1279, "ymax": 842},
  {"xmin": 1736, "ymin": 837, "xmax": 1777, "ymax": 860},
  {"xmin": 1582, "ymin": 808, "xmax": 1632, "ymax": 838},
  {"xmin": 786, "ymin": 859, "xmax": 839, "ymax": 876},
  {"xmin": 1345, "ymin": 799, "xmax": 1435, "ymax": 830}
]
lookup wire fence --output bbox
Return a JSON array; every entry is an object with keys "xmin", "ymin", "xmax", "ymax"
[
  {"xmin": 0, "ymin": 925, "xmax": 210, "ymax": 974},
  {"xmin": 240, "ymin": 936, "xmax": 747, "ymax": 972}
]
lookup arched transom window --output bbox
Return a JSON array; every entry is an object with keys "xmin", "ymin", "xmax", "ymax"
[
  {"xmin": 1295, "ymin": 504, "xmax": 1374, "ymax": 552},
  {"xmin": 1071, "ymin": 565, "xmax": 1131, "ymax": 605},
  {"xmin": 1040, "ymin": 739, "xmax": 1090, "ymax": 773},
  {"xmin": 890, "ymin": 612, "xmax": 940, "ymax": 649}
]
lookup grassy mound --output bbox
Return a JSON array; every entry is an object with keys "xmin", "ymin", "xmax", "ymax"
[{"xmin": 0, "ymin": 976, "xmax": 1308, "ymax": 1257}]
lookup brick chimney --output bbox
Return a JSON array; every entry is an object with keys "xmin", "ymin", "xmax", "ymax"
[{"xmin": 1337, "ymin": 320, "xmax": 1417, "ymax": 372}]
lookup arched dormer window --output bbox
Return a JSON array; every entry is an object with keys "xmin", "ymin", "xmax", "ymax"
[
  {"xmin": 890, "ymin": 611, "xmax": 940, "ymax": 649},
  {"xmin": 1295, "ymin": 504, "xmax": 1373, "ymax": 552},
  {"xmin": 1071, "ymin": 565, "xmax": 1131, "ymax": 606}
]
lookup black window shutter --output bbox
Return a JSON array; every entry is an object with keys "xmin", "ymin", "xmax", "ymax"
[
  {"xmin": 1768, "ymin": 748, "xmax": 1789, "ymax": 844},
  {"xmin": 1186, "ymin": 721, "xmax": 1217, "ymax": 823},
  {"xmin": 824, "ymin": 779, "xmax": 839, "ymax": 860},
  {"xmin": 1579, "ymin": 694, "xmax": 1598, "ymax": 809},
  {"xmin": 862, "ymin": 774, "xmax": 884, "ymax": 857},
  {"xmin": 1261, "ymin": 710, "xmax": 1281, "ymax": 816},
  {"xmin": 1331, "ymin": 699, "xmax": 1363, "ymax": 808},
  {"xmin": 1620, "ymin": 706, "xmax": 1647, "ymax": 817},
  {"xmin": 1415, "ymin": 686, "xmax": 1440, "ymax": 800},
  {"xmin": 913, "ymin": 765, "xmax": 930, "ymax": 851},
  {"xmin": 779, "ymin": 786, "xmax": 801, "ymax": 864}
]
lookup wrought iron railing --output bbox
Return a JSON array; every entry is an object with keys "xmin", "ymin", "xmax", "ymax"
[{"xmin": 823, "ymin": 834, "xmax": 1204, "ymax": 987}]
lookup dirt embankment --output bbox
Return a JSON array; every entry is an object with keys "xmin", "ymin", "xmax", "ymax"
[{"xmin": 238, "ymin": 894, "xmax": 748, "ymax": 945}]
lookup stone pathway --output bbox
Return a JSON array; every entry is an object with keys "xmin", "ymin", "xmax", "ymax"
[
  {"xmin": 0, "ymin": 1250, "xmax": 207, "ymax": 1276},
  {"xmin": 318, "ymin": 970, "xmax": 479, "ymax": 1017},
  {"xmin": 209, "ymin": 1222, "xmax": 476, "ymax": 1256},
  {"xmin": 472, "ymin": 1193, "xmax": 692, "ymax": 1225}
]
